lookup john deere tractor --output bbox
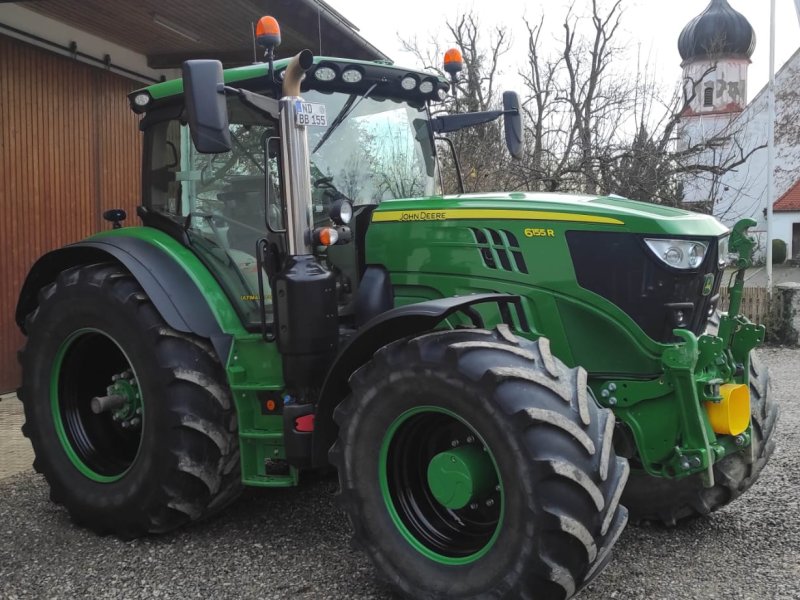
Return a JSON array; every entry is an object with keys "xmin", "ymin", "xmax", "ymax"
[{"xmin": 16, "ymin": 16, "xmax": 776, "ymax": 599}]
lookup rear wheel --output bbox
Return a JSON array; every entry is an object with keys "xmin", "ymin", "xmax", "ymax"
[
  {"xmin": 622, "ymin": 351, "xmax": 777, "ymax": 525},
  {"xmin": 331, "ymin": 327, "xmax": 629, "ymax": 599},
  {"xmin": 18, "ymin": 263, "xmax": 241, "ymax": 537}
]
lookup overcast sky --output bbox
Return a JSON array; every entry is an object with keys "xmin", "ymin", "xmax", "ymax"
[{"xmin": 328, "ymin": 0, "xmax": 799, "ymax": 104}]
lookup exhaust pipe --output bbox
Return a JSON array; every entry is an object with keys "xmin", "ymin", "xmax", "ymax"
[
  {"xmin": 283, "ymin": 49, "xmax": 314, "ymax": 97},
  {"xmin": 273, "ymin": 50, "xmax": 339, "ymax": 389},
  {"xmin": 279, "ymin": 50, "xmax": 315, "ymax": 256}
]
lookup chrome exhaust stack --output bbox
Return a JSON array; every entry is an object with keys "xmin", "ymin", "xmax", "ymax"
[
  {"xmin": 272, "ymin": 50, "xmax": 339, "ymax": 390},
  {"xmin": 279, "ymin": 49, "xmax": 315, "ymax": 256}
]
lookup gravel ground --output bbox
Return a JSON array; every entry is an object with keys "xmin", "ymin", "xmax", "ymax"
[{"xmin": 1, "ymin": 348, "xmax": 798, "ymax": 600}]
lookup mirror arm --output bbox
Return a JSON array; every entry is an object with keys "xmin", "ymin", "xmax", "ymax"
[
  {"xmin": 431, "ymin": 109, "xmax": 507, "ymax": 134},
  {"xmin": 431, "ymin": 111, "xmax": 500, "ymax": 134},
  {"xmin": 219, "ymin": 85, "xmax": 280, "ymax": 120}
]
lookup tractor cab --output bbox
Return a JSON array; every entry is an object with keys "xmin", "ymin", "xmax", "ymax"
[{"xmin": 130, "ymin": 26, "xmax": 520, "ymax": 336}]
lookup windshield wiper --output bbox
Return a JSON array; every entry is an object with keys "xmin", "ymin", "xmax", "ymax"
[{"xmin": 312, "ymin": 83, "xmax": 377, "ymax": 154}]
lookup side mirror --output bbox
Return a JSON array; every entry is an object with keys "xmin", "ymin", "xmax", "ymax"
[
  {"xmin": 182, "ymin": 60, "xmax": 231, "ymax": 153},
  {"xmin": 503, "ymin": 91, "xmax": 524, "ymax": 160}
]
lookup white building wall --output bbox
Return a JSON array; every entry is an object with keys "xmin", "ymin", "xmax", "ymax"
[
  {"xmin": 681, "ymin": 58, "xmax": 750, "ymax": 115},
  {"xmin": 774, "ymin": 213, "xmax": 799, "ymax": 259},
  {"xmin": 678, "ymin": 49, "xmax": 800, "ymax": 260}
]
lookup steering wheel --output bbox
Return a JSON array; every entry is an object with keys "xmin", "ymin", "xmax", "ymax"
[
  {"xmin": 200, "ymin": 153, "xmax": 238, "ymax": 186},
  {"xmin": 313, "ymin": 176, "xmax": 335, "ymax": 189}
]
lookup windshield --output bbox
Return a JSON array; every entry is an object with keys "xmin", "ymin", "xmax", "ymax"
[
  {"xmin": 143, "ymin": 90, "xmax": 436, "ymax": 328},
  {"xmin": 303, "ymin": 91, "xmax": 437, "ymax": 205}
]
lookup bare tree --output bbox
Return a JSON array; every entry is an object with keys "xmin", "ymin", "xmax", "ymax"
[
  {"xmin": 402, "ymin": 13, "xmax": 512, "ymax": 193},
  {"xmin": 401, "ymin": 1, "xmax": 762, "ymax": 210}
]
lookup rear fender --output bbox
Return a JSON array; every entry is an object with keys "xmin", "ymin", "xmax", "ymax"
[{"xmin": 16, "ymin": 236, "xmax": 234, "ymax": 364}]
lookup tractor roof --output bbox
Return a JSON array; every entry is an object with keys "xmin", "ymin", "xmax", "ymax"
[{"xmin": 129, "ymin": 55, "xmax": 449, "ymax": 114}]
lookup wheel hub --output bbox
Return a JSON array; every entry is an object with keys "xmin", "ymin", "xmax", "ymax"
[
  {"xmin": 105, "ymin": 370, "xmax": 142, "ymax": 428},
  {"xmin": 379, "ymin": 406, "xmax": 504, "ymax": 563},
  {"xmin": 426, "ymin": 445, "xmax": 497, "ymax": 510}
]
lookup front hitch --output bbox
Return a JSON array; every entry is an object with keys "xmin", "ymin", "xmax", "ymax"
[
  {"xmin": 660, "ymin": 219, "xmax": 765, "ymax": 485},
  {"xmin": 717, "ymin": 218, "xmax": 765, "ymax": 349}
]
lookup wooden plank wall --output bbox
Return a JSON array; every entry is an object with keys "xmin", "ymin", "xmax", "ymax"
[
  {"xmin": 718, "ymin": 286, "xmax": 770, "ymax": 325},
  {"xmin": 0, "ymin": 34, "xmax": 142, "ymax": 392}
]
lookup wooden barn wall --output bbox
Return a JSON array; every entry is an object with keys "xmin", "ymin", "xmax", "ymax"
[{"xmin": 0, "ymin": 34, "xmax": 142, "ymax": 392}]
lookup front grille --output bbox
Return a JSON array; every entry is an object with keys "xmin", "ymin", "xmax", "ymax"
[
  {"xmin": 470, "ymin": 228, "xmax": 528, "ymax": 274},
  {"xmin": 566, "ymin": 231, "xmax": 722, "ymax": 343}
]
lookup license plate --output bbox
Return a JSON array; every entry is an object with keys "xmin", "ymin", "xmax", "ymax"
[{"xmin": 295, "ymin": 101, "xmax": 327, "ymax": 127}]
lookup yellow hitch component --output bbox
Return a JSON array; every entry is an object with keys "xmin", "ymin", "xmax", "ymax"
[{"xmin": 705, "ymin": 383, "xmax": 751, "ymax": 436}]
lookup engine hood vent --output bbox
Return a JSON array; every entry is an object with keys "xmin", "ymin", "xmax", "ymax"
[{"xmin": 470, "ymin": 228, "xmax": 528, "ymax": 274}]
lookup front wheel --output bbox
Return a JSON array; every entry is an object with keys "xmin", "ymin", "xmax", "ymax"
[{"xmin": 330, "ymin": 327, "xmax": 629, "ymax": 599}]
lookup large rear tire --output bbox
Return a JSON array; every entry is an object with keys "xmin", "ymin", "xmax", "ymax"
[
  {"xmin": 18, "ymin": 263, "xmax": 241, "ymax": 537},
  {"xmin": 330, "ymin": 327, "xmax": 629, "ymax": 599},
  {"xmin": 622, "ymin": 351, "xmax": 777, "ymax": 525}
]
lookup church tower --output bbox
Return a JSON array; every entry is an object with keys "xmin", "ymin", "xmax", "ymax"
[{"xmin": 677, "ymin": 0, "xmax": 755, "ymax": 145}]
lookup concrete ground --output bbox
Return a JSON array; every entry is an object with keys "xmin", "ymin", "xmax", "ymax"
[
  {"xmin": 1, "ymin": 349, "xmax": 798, "ymax": 599},
  {"xmin": 737, "ymin": 263, "xmax": 800, "ymax": 287},
  {"xmin": 0, "ymin": 393, "xmax": 33, "ymax": 480}
]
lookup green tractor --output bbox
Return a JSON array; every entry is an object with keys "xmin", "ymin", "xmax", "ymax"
[{"xmin": 16, "ymin": 16, "xmax": 776, "ymax": 599}]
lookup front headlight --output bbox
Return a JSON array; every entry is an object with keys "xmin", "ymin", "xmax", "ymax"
[{"xmin": 644, "ymin": 239, "xmax": 708, "ymax": 270}]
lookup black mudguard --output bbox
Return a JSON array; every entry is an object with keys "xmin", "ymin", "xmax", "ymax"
[
  {"xmin": 311, "ymin": 293, "xmax": 527, "ymax": 467},
  {"xmin": 15, "ymin": 238, "xmax": 232, "ymax": 363}
]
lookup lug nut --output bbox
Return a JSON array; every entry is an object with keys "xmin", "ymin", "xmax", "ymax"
[
  {"xmin": 608, "ymin": 397, "xmax": 617, "ymax": 406},
  {"xmin": 600, "ymin": 389, "xmax": 610, "ymax": 398},
  {"xmin": 690, "ymin": 456, "xmax": 701, "ymax": 468},
  {"xmin": 680, "ymin": 458, "xmax": 691, "ymax": 470},
  {"xmin": 451, "ymin": 440, "xmax": 459, "ymax": 447},
  {"xmin": 129, "ymin": 417, "xmax": 141, "ymax": 428},
  {"xmin": 608, "ymin": 383, "xmax": 617, "ymax": 392},
  {"xmin": 121, "ymin": 421, "xmax": 130, "ymax": 429},
  {"xmin": 469, "ymin": 502, "xmax": 478, "ymax": 510},
  {"xmin": 466, "ymin": 435, "xmax": 475, "ymax": 444},
  {"xmin": 486, "ymin": 499, "xmax": 495, "ymax": 507},
  {"xmin": 735, "ymin": 435, "xmax": 745, "ymax": 446}
]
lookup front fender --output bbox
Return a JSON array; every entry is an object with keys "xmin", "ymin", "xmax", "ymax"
[{"xmin": 311, "ymin": 293, "xmax": 526, "ymax": 467}]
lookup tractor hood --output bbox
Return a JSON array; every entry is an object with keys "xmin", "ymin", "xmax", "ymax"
[{"xmin": 370, "ymin": 192, "xmax": 729, "ymax": 238}]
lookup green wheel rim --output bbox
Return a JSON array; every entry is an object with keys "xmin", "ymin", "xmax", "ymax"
[
  {"xmin": 50, "ymin": 328, "xmax": 144, "ymax": 482},
  {"xmin": 379, "ymin": 406, "xmax": 504, "ymax": 565}
]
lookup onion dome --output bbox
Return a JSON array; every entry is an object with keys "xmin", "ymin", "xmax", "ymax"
[{"xmin": 678, "ymin": 0, "xmax": 755, "ymax": 62}]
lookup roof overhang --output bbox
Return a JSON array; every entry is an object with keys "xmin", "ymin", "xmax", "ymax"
[{"xmin": 7, "ymin": 0, "xmax": 388, "ymax": 69}]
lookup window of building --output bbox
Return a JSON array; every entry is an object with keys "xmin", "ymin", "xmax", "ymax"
[{"xmin": 703, "ymin": 85, "xmax": 714, "ymax": 107}]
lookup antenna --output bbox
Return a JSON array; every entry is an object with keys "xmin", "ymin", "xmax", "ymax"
[
  {"xmin": 251, "ymin": 22, "xmax": 258, "ymax": 64},
  {"xmin": 317, "ymin": 6, "xmax": 322, "ymax": 55}
]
